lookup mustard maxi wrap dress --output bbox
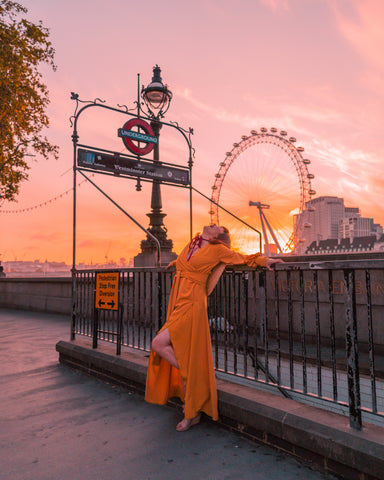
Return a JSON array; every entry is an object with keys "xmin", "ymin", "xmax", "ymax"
[{"xmin": 145, "ymin": 241, "xmax": 269, "ymax": 421}]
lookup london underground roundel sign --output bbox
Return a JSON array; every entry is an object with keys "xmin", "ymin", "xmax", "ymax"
[{"xmin": 118, "ymin": 118, "xmax": 158, "ymax": 156}]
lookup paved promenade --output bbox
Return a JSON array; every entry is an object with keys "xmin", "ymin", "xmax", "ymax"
[{"xmin": 0, "ymin": 308, "xmax": 337, "ymax": 480}]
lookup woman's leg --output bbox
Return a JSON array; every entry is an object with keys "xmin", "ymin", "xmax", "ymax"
[
  {"xmin": 152, "ymin": 328, "xmax": 198, "ymax": 431},
  {"xmin": 151, "ymin": 328, "xmax": 179, "ymax": 369}
]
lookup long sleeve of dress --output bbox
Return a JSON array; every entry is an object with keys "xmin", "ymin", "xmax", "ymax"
[
  {"xmin": 206, "ymin": 244, "xmax": 268, "ymax": 295},
  {"xmin": 213, "ymin": 243, "xmax": 269, "ymax": 268}
]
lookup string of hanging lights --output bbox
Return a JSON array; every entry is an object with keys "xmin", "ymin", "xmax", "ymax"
[{"xmin": 0, "ymin": 175, "xmax": 94, "ymax": 214}]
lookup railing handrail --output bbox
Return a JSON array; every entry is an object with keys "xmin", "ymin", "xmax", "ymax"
[{"xmin": 72, "ymin": 258, "xmax": 384, "ymax": 275}]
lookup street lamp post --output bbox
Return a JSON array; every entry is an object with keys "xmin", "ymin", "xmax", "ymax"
[{"xmin": 133, "ymin": 66, "xmax": 177, "ymax": 267}]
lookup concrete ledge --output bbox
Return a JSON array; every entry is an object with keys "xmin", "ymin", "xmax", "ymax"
[
  {"xmin": 0, "ymin": 277, "xmax": 72, "ymax": 314},
  {"xmin": 56, "ymin": 339, "xmax": 384, "ymax": 480},
  {"xmin": 56, "ymin": 339, "xmax": 148, "ymax": 393}
]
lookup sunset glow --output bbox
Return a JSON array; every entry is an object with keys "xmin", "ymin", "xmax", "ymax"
[{"xmin": 1, "ymin": 0, "xmax": 384, "ymax": 265}]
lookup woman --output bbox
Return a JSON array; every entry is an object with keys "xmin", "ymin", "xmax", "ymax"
[{"xmin": 145, "ymin": 225, "xmax": 283, "ymax": 432}]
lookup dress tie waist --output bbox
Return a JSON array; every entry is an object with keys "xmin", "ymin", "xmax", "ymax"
[{"xmin": 174, "ymin": 271, "xmax": 208, "ymax": 287}]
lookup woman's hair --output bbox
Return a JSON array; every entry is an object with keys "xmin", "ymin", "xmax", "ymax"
[{"xmin": 208, "ymin": 226, "xmax": 231, "ymax": 248}]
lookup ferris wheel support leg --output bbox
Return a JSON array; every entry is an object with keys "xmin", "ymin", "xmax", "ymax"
[
  {"xmin": 259, "ymin": 209, "xmax": 270, "ymax": 256},
  {"xmin": 262, "ymin": 211, "xmax": 283, "ymax": 254}
]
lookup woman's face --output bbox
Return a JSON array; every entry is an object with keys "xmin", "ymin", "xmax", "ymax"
[{"xmin": 203, "ymin": 224, "xmax": 225, "ymax": 239}]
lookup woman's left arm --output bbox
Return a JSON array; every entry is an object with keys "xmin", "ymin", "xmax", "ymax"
[
  {"xmin": 265, "ymin": 258, "xmax": 285, "ymax": 271},
  {"xmin": 215, "ymin": 244, "xmax": 284, "ymax": 269}
]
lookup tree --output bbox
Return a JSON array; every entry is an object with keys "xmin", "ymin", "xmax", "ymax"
[{"xmin": 0, "ymin": 0, "xmax": 58, "ymax": 201}]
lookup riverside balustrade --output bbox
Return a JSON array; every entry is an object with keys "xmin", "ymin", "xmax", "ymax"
[{"xmin": 71, "ymin": 260, "xmax": 384, "ymax": 430}]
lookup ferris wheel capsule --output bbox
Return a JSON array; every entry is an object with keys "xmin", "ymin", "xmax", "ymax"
[
  {"xmin": 233, "ymin": 143, "xmax": 239, "ymax": 147},
  {"xmin": 303, "ymin": 158, "xmax": 311, "ymax": 164},
  {"xmin": 260, "ymin": 127, "xmax": 268, "ymax": 133},
  {"xmin": 289, "ymin": 137, "xmax": 297, "ymax": 142},
  {"xmin": 297, "ymin": 146, "xmax": 304, "ymax": 152},
  {"xmin": 280, "ymin": 130, "xmax": 287, "ymax": 135},
  {"xmin": 307, "ymin": 173, "xmax": 315, "ymax": 179},
  {"xmin": 241, "ymin": 135, "xmax": 248, "ymax": 140},
  {"xmin": 309, "ymin": 189, "xmax": 316, "ymax": 195},
  {"xmin": 250, "ymin": 130, "xmax": 258, "ymax": 135},
  {"xmin": 226, "ymin": 152, "xmax": 232, "ymax": 156}
]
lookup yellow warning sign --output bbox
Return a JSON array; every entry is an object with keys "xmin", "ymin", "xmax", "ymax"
[{"xmin": 95, "ymin": 271, "xmax": 119, "ymax": 310}]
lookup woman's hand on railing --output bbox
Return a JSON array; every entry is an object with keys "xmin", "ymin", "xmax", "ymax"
[
  {"xmin": 165, "ymin": 260, "xmax": 176, "ymax": 270},
  {"xmin": 265, "ymin": 258, "xmax": 285, "ymax": 271}
]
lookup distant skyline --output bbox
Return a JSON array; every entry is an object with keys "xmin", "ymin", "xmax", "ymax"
[{"xmin": 1, "ymin": 0, "xmax": 384, "ymax": 264}]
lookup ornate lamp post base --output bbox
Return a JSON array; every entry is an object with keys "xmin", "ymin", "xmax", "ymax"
[
  {"xmin": 134, "ymin": 242, "xmax": 177, "ymax": 267},
  {"xmin": 133, "ymin": 66, "xmax": 177, "ymax": 268}
]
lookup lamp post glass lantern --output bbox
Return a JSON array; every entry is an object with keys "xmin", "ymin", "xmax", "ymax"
[{"xmin": 141, "ymin": 65, "xmax": 172, "ymax": 119}]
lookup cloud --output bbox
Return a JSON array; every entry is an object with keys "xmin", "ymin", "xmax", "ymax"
[
  {"xmin": 369, "ymin": 175, "xmax": 384, "ymax": 193},
  {"xmin": 30, "ymin": 231, "xmax": 63, "ymax": 241},
  {"xmin": 259, "ymin": 0, "xmax": 290, "ymax": 13},
  {"xmin": 310, "ymin": 140, "xmax": 368, "ymax": 174},
  {"xmin": 176, "ymin": 88, "xmax": 277, "ymax": 130},
  {"xmin": 337, "ymin": 177, "xmax": 368, "ymax": 196},
  {"xmin": 280, "ymin": 104, "xmax": 343, "ymax": 125},
  {"xmin": 177, "ymin": 87, "xmax": 354, "ymax": 145},
  {"xmin": 330, "ymin": 0, "xmax": 384, "ymax": 74},
  {"xmin": 78, "ymin": 239, "xmax": 99, "ymax": 248}
]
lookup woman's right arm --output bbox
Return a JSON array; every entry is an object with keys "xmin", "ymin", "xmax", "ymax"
[{"xmin": 165, "ymin": 259, "xmax": 177, "ymax": 270}]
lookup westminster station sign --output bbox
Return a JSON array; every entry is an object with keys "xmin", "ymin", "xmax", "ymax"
[{"xmin": 77, "ymin": 148, "xmax": 190, "ymax": 186}]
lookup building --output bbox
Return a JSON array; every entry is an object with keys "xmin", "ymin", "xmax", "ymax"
[
  {"xmin": 295, "ymin": 196, "xmax": 383, "ymax": 255},
  {"xmin": 295, "ymin": 196, "xmax": 345, "ymax": 254},
  {"xmin": 339, "ymin": 217, "xmax": 375, "ymax": 241},
  {"xmin": 306, "ymin": 235, "xmax": 377, "ymax": 255}
]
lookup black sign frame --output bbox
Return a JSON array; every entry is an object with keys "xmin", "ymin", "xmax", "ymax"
[{"xmin": 77, "ymin": 146, "xmax": 190, "ymax": 187}]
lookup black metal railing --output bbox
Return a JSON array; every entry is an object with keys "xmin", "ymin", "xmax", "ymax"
[{"xmin": 72, "ymin": 260, "xmax": 384, "ymax": 430}]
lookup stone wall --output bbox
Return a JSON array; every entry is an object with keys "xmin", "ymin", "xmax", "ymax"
[{"xmin": 0, "ymin": 278, "xmax": 72, "ymax": 314}]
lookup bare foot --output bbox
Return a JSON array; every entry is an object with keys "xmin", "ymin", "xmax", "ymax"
[{"xmin": 176, "ymin": 414, "xmax": 201, "ymax": 432}]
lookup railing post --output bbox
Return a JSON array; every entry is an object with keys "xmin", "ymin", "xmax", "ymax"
[
  {"xmin": 116, "ymin": 304, "xmax": 123, "ymax": 355},
  {"xmin": 92, "ymin": 308, "xmax": 99, "ymax": 349},
  {"xmin": 343, "ymin": 269, "xmax": 362, "ymax": 430},
  {"xmin": 71, "ymin": 269, "xmax": 77, "ymax": 340},
  {"xmin": 157, "ymin": 268, "xmax": 163, "ymax": 332},
  {"xmin": 259, "ymin": 271, "xmax": 265, "ymax": 343}
]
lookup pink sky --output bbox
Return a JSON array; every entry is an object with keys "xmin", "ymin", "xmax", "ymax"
[{"xmin": 1, "ymin": 0, "xmax": 384, "ymax": 265}]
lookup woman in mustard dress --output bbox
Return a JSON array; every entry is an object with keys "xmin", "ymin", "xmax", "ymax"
[{"xmin": 145, "ymin": 225, "xmax": 283, "ymax": 431}]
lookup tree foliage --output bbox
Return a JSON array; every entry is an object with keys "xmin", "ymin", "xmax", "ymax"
[{"xmin": 0, "ymin": 0, "xmax": 58, "ymax": 201}]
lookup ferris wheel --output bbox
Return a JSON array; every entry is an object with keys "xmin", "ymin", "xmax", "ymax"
[{"xmin": 210, "ymin": 128, "xmax": 316, "ymax": 254}]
